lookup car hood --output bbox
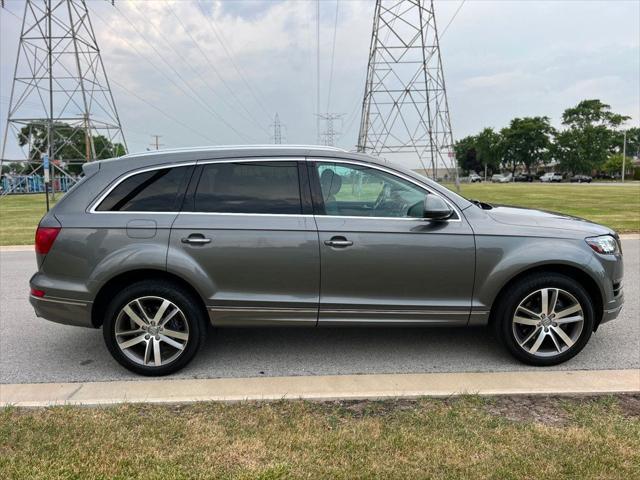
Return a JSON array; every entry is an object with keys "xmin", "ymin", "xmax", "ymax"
[{"xmin": 486, "ymin": 205, "xmax": 614, "ymax": 237}]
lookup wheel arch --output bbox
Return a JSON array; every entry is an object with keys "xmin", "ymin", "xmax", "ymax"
[
  {"xmin": 487, "ymin": 264, "xmax": 604, "ymax": 330},
  {"xmin": 91, "ymin": 269, "xmax": 207, "ymax": 328}
]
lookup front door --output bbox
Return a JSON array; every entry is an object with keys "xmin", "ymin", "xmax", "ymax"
[
  {"xmin": 310, "ymin": 160, "xmax": 475, "ymax": 325},
  {"xmin": 168, "ymin": 159, "xmax": 319, "ymax": 326}
]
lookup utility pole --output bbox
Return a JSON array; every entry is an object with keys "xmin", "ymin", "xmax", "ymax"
[
  {"xmin": 1, "ymin": 0, "xmax": 127, "ymax": 201},
  {"xmin": 150, "ymin": 135, "xmax": 164, "ymax": 151},
  {"xmin": 316, "ymin": 0, "xmax": 321, "ymax": 144},
  {"xmin": 358, "ymin": 0, "xmax": 457, "ymax": 184},
  {"xmin": 270, "ymin": 114, "xmax": 286, "ymax": 144},
  {"xmin": 318, "ymin": 113, "xmax": 344, "ymax": 147},
  {"xmin": 621, "ymin": 130, "xmax": 627, "ymax": 183}
]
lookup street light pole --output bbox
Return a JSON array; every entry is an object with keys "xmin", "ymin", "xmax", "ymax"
[{"xmin": 621, "ymin": 130, "xmax": 627, "ymax": 183}]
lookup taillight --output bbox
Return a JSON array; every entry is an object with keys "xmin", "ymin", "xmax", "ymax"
[
  {"xmin": 35, "ymin": 226, "xmax": 61, "ymax": 255},
  {"xmin": 31, "ymin": 288, "xmax": 45, "ymax": 297}
]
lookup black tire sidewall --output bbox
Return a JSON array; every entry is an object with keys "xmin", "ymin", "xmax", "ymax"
[
  {"xmin": 103, "ymin": 280, "xmax": 206, "ymax": 376},
  {"xmin": 496, "ymin": 273, "xmax": 595, "ymax": 366}
]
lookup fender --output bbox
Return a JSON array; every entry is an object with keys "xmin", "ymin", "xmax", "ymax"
[{"xmin": 472, "ymin": 234, "xmax": 604, "ymax": 316}]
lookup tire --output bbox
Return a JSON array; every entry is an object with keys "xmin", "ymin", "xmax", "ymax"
[
  {"xmin": 493, "ymin": 273, "xmax": 595, "ymax": 366},
  {"xmin": 103, "ymin": 280, "xmax": 207, "ymax": 376}
]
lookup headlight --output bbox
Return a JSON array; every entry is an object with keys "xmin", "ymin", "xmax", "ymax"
[{"xmin": 585, "ymin": 235, "xmax": 619, "ymax": 255}]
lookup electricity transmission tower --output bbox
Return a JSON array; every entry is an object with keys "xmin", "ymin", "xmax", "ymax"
[
  {"xmin": 357, "ymin": 0, "xmax": 456, "ymax": 181},
  {"xmin": 318, "ymin": 113, "xmax": 344, "ymax": 147},
  {"xmin": 270, "ymin": 113, "xmax": 285, "ymax": 144},
  {"xmin": 1, "ymin": 0, "xmax": 127, "ymax": 194}
]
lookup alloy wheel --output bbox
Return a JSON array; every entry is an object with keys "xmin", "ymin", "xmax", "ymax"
[
  {"xmin": 512, "ymin": 288, "xmax": 584, "ymax": 358},
  {"xmin": 114, "ymin": 296, "xmax": 189, "ymax": 367}
]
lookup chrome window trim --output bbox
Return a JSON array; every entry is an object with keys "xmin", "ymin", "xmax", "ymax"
[
  {"xmin": 308, "ymin": 157, "xmax": 462, "ymax": 223},
  {"xmin": 88, "ymin": 158, "xmax": 303, "ymax": 214},
  {"xmin": 88, "ymin": 161, "xmax": 198, "ymax": 214},
  {"xmin": 88, "ymin": 156, "xmax": 463, "ymax": 223}
]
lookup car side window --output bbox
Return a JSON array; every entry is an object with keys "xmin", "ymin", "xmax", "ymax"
[
  {"xmin": 96, "ymin": 166, "xmax": 191, "ymax": 212},
  {"xmin": 194, "ymin": 161, "xmax": 302, "ymax": 214},
  {"xmin": 315, "ymin": 162, "xmax": 427, "ymax": 218}
]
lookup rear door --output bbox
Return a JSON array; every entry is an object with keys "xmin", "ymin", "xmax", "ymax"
[
  {"xmin": 167, "ymin": 159, "xmax": 319, "ymax": 326},
  {"xmin": 309, "ymin": 159, "xmax": 475, "ymax": 326}
]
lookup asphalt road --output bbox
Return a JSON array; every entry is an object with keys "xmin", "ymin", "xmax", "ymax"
[{"xmin": 1, "ymin": 240, "xmax": 638, "ymax": 384}]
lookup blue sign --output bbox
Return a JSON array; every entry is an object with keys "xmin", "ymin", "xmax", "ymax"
[{"xmin": 43, "ymin": 154, "xmax": 49, "ymax": 169}]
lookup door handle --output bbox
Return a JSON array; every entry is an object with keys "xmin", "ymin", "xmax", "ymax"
[
  {"xmin": 181, "ymin": 235, "xmax": 211, "ymax": 245},
  {"xmin": 324, "ymin": 237, "xmax": 353, "ymax": 248}
]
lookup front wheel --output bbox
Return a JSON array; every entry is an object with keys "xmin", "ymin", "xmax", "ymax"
[
  {"xmin": 493, "ymin": 273, "xmax": 595, "ymax": 366},
  {"xmin": 103, "ymin": 280, "xmax": 207, "ymax": 376}
]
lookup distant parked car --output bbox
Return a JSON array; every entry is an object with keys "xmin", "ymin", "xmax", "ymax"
[
  {"xmin": 540, "ymin": 172, "xmax": 563, "ymax": 183},
  {"xmin": 570, "ymin": 174, "xmax": 592, "ymax": 183},
  {"xmin": 491, "ymin": 173, "xmax": 512, "ymax": 183},
  {"xmin": 514, "ymin": 173, "xmax": 535, "ymax": 182},
  {"xmin": 468, "ymin": 173, "xmax": 482, "ymax": 183}
]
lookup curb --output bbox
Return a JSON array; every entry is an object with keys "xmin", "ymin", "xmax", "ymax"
[
  {"xmin": 0, "ymin": 245, "xmax": 33, "ymax": 252},
  {"xmin": 1, "ymin": 369, "xmax": 638, "ymax": 407}
]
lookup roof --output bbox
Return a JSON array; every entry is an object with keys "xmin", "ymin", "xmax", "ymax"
[{"xmin": 89, "ymin": 145, "xmax": 381, "ymax": 174}]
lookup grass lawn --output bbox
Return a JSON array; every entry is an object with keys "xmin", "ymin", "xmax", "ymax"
[
  {"xmin": 1, "ymin": 396, "xmax": 639, "ymax": 479},
  {"xmin": 454, "ymin": 183, "xmax": 640, "ymax": 233},
  {"xmin": 0, "ymin": 183, "xmax": 638, "ymax": 245},
  {"xmin": 0, "ymin": 194, "xmax": 57, "ymax": 246}
]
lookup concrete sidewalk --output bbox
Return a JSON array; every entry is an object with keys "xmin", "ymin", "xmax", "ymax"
[{"xmin": 2, "ymin": 369, "xmax": 638, "ymax": 407}]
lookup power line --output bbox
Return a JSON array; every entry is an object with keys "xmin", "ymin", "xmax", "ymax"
[
  {"xmin": 110, "ymin": 3, "xmax": 256, "ymax": 142},
  {"xmin": 166, "ymin": 2, "xmax": 271, "ymax": 137},
  {"xmin": 110, "ymin": 78, "xmax": 218, "ymax": 144},
  {"xmin": 325, "ymin": 0, "xmax": 340, "ymax": 114},
  {"xmin": 126, "ymin": 0, "xmax": 266, "ymax": 135},
  {"xmin": 440, "ymin": 0, "xmax": 466, "ymax": 38},
  {"xmin": 0, "ymin": 4, "xmax": 21, "ymax": 20},
  {"xmin": 195, "ymin": 0, "xmax": 272, "ymax": 122}
]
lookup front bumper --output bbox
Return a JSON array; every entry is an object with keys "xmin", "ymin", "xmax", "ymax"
[
  {"xmin": 29, "ymin": 294, "xmax": 94, "ymax": 328},
  {"xmin": 600, "ymin": 290, "xmax": 624, "ymax": 325}
]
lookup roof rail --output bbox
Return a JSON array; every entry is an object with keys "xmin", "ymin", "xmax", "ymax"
[{"xmin": 119, "ymin": 144, "xmax": 348, "ymax": 159}]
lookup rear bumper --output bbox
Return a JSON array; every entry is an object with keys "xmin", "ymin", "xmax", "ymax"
[{"xmin": 29, "ymin": 294, "xmax": 94, "ymax": 328}]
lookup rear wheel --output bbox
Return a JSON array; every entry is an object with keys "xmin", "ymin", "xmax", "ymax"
[
  {"xmin": 103, "ymin": 280, "xmax": 207, "ymax": 376},
  {"xmin": 494, "ymin": 273, "xmax": 595, "ymax": 366}
]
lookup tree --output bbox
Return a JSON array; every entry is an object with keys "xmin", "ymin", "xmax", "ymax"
[
  {"xmin": 454, "ymin": 135, "xmax": 479, "ymax": 174},
  {"xmin": 17, "ymin": 121, "xmax": 125, "ymax": 174},
  {"xmin": 474, "ymin": 127, "xmax": 502, "ymax": 174},
  {"xmin": 555, "ymin": 100, "xmax": 630, "ymax": 174},
  {"xmin": 614, "ymin": 127, "xmax": 639, "ymax": 158},
  {"xmin": 500, "ymin": 117, "xmax": 554, "ymax": 174},
  {"xmin": 602, "ymin": 154, "xmax": 625, "ymax": 175}
]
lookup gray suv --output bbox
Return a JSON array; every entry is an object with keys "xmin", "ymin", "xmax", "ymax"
[{"xmin": 30, "ymin": 146, "xmax": 624, "ymax": 375}]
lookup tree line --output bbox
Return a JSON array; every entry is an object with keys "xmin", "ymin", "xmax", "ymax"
[{"xmin": 455, "ymin": 99, "xmax": 638, "ymax": 177}]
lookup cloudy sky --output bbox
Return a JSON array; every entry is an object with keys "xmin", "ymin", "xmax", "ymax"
[{"xmin": 1, "ymin": 0, "xmax": 639, "ymax": 166}]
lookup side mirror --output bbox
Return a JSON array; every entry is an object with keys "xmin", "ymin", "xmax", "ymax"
[{"xmin": 423, "ymin": 193, "xmax": 453, "ymax": 220}]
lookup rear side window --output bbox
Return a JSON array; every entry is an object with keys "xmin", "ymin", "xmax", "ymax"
[
  {"xmin": 194, "ymin": 162, "xmax": 301, "ymax": 214},
  {"xmin": 96, "ymin": 166, "xmax": 191, "ymax": 212}
]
